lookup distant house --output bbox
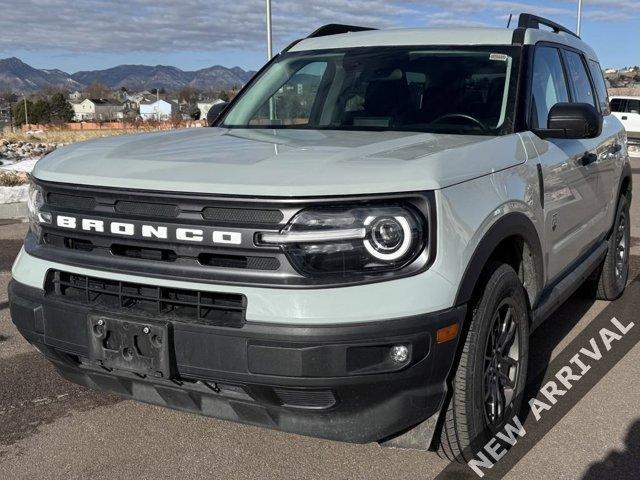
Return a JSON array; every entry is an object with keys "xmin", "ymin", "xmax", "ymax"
[
  {"xmin": 72, "ymin": 98, "xmax": 124, "ymax": 121},
  {"xmin": 197, "ymin": 99, "xmax": 225, "ymax": 120},
  {"xmin": 68, "ymin": 91, "xmax": 83, "ymax": 103},
  {"xmin": 139, "ymin": 99, "xmax": 179, "ymax": 121},
  {"xmin": 0, "ymin": 103, "xmax": 11, "ymax": 130},
  {"xmin": 121, "ymin": 99, "xmax": 139, "ymax": 119}
]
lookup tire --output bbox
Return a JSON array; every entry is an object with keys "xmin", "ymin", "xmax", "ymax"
[
  {"xmin": 594, "ymin": 195, "xmax": 630, "ymax": 300},
  {"xmin": 437, "ymin": 263, "xmax": 529, "ymax": 462}
]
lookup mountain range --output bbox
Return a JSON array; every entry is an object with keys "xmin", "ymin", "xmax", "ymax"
[{"xmin": 0, "ymin": 57, "xmax": 257, "ymax": 93}]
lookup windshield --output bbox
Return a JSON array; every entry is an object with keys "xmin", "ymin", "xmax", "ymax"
[{"xmin": 221, "ymin": 46, "xmax": 520, "ymax": 135}]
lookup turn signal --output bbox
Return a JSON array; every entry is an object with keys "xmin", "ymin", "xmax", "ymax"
[{"xmin": 436, "ymin": 324, "xmax": 459, "ymax": 344}]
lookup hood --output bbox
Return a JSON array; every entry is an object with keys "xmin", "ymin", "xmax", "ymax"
[{"xmin": 33, "ymin": 128, "xmax": 527, "ymax": 196}]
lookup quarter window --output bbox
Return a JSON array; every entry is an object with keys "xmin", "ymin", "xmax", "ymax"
[
  {"xmin": 248, "ymin": 61, "xmax": 329, "ymax": 126},
  {"xmin": 564, "ymin": 51, "xmax": 595, "ymax": 106},
  {"xmin": 531, "ymin": 47, "xmax": 570, "ymax": 129},
  {"xmin": 587, "ymin": 60, "xmax": 610, "ymax": 114}
]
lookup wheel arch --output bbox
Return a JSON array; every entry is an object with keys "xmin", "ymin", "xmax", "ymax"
[{"xmin": 454, "ymin": 212, "xmax": 544, "ymax": 310}]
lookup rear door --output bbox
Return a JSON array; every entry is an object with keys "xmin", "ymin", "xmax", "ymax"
[
  {"xmin": 529, "ymin": 45, "xmax": 601, "ymax": 282},
  {"xmin": 584, "ymin": 59, "xmax": 626, "ymax": 231},
  {"xmin": 561, "ymin": 49, "xmax": 617, "ymax": 239}
]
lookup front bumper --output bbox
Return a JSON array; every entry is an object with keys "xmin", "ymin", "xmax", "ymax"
[{"xmin": 9, "ymin": 279, "xmax": 465, "ymax": 444}]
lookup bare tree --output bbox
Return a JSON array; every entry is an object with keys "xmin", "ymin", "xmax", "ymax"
[{"xmin": 85, "ymin": 82, "xmax": 110, "ymax": 99}]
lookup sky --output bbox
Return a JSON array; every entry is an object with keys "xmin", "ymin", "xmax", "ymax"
[{"xmin": 0, "ymin": 0, "xmax": 638, "ymax": 73}]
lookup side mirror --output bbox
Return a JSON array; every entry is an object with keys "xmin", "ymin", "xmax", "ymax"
[
  {"xmin": 535, "ymin": 102, "xmax": 603, "ymax": 140},
  {"xmin": 207, "ymin": 101, "xmax": 229, "ymax": 127}
]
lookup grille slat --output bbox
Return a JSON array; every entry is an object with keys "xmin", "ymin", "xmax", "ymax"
[
  {"xmin": 273, "ymin": 388, "xmax": 337, "ymax": 409},
  {"xmin": 48, "ymin": 193, "xmax": 97, "ymax": 210},
  {"xmin": 47, "ymin": 271, "xmax": 246, "ymax": 327},
  {"xmin": 202, "ymin": 207, "xmax": 283, "ymax": 224},
  {"xmin": 115, "ymin": 200, "xmax": 180, "ymax": 218}
]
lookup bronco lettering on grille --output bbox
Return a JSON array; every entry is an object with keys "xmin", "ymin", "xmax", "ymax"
[{"xmin": 54, "ymin": 215, "xmax": 242, "ymax": 245}]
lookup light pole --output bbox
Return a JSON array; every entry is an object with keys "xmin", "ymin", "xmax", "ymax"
[
  {"xmin": 576, "ymin": 0, "xmax": 583, "ymax": 36},
  {"xmin": 23, "ymin": 95, "xmax": 29, "ymax": 127},
  {"xmin": 266, "ymin": 0, "xmax": 273, "ymax": 60}
]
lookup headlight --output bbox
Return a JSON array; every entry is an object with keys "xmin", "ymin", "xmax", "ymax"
[
  {"xmin": 258, "ymin": 204, "xmax": 426, "ymax": 277},
  {"xmin": 27, "ymin": 181, "xmax": 50, "ymax": 235}
]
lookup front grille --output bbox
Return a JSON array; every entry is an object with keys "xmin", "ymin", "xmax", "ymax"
[
  {"xmin": 273, "ymin": 388, "xmax": 337, "ymax": 409},
  {"xmin": 42, "ymin": 232, "xmax": 281, "ymax": 271},
  {"xmin": 46, "ymin": 271, "xmax": 247, "ymax": 328}
]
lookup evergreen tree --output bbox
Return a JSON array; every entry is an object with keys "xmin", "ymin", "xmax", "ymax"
[
  {"xmin": 31, "ymin": 99, "xmax": 52, "ymax": 124},
  {"xmin": 49, "ymin": 93, "xmax": 74, "ymax": 123}
]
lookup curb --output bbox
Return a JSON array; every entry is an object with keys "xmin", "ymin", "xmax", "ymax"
[{"xmin": 0, "ymin": 201, "xmax": 28, "ymax": 220}]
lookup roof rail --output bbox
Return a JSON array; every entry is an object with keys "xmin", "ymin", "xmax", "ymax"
[
  {"xmin": 307, "ymin": 24, "xmax": 376, "ymax": 39},
  {"xmin": 517, "ymin": 13, "xmax": 580, "ymax": 38}
]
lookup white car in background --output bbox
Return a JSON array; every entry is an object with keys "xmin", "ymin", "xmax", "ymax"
[{"xmin": 610, "ymin": 96, "xmax": 640, "ymax": 146}]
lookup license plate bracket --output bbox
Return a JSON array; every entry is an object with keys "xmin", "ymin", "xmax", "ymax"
[{"xmin": 88, "ymin": 315, "xmax": 173, "ymax": 379}]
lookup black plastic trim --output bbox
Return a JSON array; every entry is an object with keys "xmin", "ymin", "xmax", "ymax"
[
  {"xmin": 9, "ymin": 279, "xmax": 465, "ymax": 444},
  {"xmin": 531, "ymin": 242, "xmax": 607, "ymax": 330},
  {"xmin": 536, "ymin": 163, "xmax": 545, "ymax": 209},
  {"xmin": 517, "ymin": 13, "xmax": 579, "ymax": 39},
  {"xmin": 307, "ymin": 24, "xmax": 376, "ymax": 38},
  {"xmin": 454, "ymin": 212, "xmax": 544, "ymax": 306}
]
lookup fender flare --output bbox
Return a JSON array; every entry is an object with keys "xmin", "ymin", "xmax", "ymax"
[
  {"xmin": 616, "ymin": 161, "xmax": 632, "ymax": 204},
  {"xmin": 454, "ymin": 212, "xmax": 544, "ymax": 307}
]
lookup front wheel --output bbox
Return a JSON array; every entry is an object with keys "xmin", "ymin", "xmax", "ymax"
[{"xmin": 437, "ymin": 263, "xmax": 529, "ymax": 461}]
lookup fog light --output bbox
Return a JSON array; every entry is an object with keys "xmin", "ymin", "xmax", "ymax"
[
  {"xmin": 389, "ymin": 345, "xmax": 409, "ymax": 363},
  {"xmin": 38, "ymin": 212, "xmax": 52, "ymax": 224}
]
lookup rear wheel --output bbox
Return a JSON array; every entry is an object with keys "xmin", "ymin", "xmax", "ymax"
[
  {"xmin": 437, "ymin": 263, "xmax": 529, "ymax": 462},
  {"xmin": 594, "ymin": 195, "xmax": 630, "ymax": 300}
]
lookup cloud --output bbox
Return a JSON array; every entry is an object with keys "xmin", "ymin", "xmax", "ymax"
[
  {"xmin": 0, "ymin": 0, "xmax": 417, "ymax": 54},
  {"xmin": 0, "ymin": 0, "xmax": 636, "ymax": 58}
]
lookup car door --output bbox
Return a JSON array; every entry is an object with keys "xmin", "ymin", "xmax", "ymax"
[
  {"xmin": 586, "ymin": 59, "xmax": 626, "ymax": 230},
  {"xmin": 529, "ymin": 45, "xmax": 601, "ymax": 283},
  {"xmin": 620, "ymin": 98, "xmax": 640, "ymax": 140}
]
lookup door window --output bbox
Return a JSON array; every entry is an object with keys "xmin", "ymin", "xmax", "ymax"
[
  {"xmin": 564, "ymin": 51, "xmax": 595, "ymax": 106},
  {"xmin": 530, "ymin": 46, "xmax": 570, "ymax": 129},
  {"xmin": 610, "ymin": 98, "xmax": 627, "ymax": 112},
  {"xmin": 626, "ymin": 99, "xmax": 640, "ymax": 114}
]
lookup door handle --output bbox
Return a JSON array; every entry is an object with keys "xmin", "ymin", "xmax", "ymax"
[
  {"xmin": 621, "ymin": 116, "xmax": 628, "ymax": 120},
  {"xmin": 580, "ymin": 152, "xmax": 598, "ymax": 166}
]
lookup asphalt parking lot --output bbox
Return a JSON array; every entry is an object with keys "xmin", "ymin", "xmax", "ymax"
[{"xmin": 1, "ymin": 158, "xmax": 639, "ymax": 480}]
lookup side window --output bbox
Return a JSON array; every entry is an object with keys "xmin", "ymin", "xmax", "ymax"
[
  {"xmin": 627, "ymin": 99, "xmax": 640, "ymax": 114},
  {"xmin": 610, "ymin": 98, "xmax": 627, "ymax": 112},
  {"xmin": 564, "ymin": 51, "xmax": 595, "ymax": 106},
  {"xmin": 587, "ymin": 60, "xmax": 610, "ymax": 114},
  {"xmin": 531, "ymin": 46, "xmax": 570, "ymax": 129}
]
